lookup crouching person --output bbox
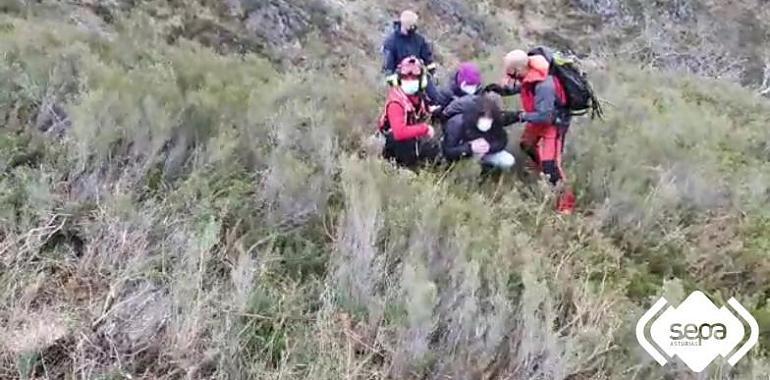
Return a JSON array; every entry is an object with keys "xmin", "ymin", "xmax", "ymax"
[
  {"xmin": 378, "ymin": 56, "xmax": 440, "ymax": 168},
  {"xmin": 442, "ymin": 93, "xmax": 519, "ymax": 169}
]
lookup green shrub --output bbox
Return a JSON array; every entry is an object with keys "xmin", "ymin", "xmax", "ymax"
[{"xmin": 1, "ymin": 6, "xmax": 769, "ymax": 380}]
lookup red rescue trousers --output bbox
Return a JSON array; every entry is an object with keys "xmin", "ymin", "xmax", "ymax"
[{"xmin": 520, "ymin": 124, "xmax": 567, "ymax": 185}]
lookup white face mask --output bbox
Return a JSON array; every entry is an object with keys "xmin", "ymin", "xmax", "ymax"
[
  {"xmin": 477, "ymin": 117, "xmax": 493, "ymax": 132},
  {"xmin": 401, "ymin": 80, "xmax": 421, "ymax": 95},
  {"xmin": 460, "ymin": 82, "xmax": 478, "ymax": 95}
]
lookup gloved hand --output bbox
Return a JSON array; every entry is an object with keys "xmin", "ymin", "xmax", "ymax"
[
  {"xmin": 500, "ymin": 111, "xmax": 525, "ymax": 126},
  {"xmin": 429, "ymin": 105, "xmax": 444, "ymax": 121},
  {"xmin": 426, "ymin": 62, "xmax": 438, "ymax": 75},
  {"xmin": 483, "ymin": 83, "xmax": 504, "ymax": 94},
  {"xmin": 470, "ymin": 138, "xmax": 490, "ymax": 155},
  {"xmin": 385, "ymin": 73, "xmax": 399, "ymax": 86}
]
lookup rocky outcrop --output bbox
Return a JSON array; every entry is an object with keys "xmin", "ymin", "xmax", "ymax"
[
  {"xmin": 239, "ymin": 0, "xmax": 342, "ymax": 48},
  {"xmin": 427, "ymin": 0, "xmax": 496, "ymax": 41}
]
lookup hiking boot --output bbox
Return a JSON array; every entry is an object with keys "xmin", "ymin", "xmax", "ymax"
[{"xmin": 556, "ymin": 189, "xmax": 576, "ymax": 215}]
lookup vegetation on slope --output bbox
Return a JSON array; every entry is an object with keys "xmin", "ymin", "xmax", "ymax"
[{"xmin": 1, "ymin": 3, "xmax": 770, "ymax": 380}]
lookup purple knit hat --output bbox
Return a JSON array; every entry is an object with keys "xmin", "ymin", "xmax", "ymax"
[{"xmin": 456, "ymin": 62, "xmax": 482, "ymax": 86}]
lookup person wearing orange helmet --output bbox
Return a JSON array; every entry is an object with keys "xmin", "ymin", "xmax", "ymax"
[
  {"xmin": 377, "ymin": 56, "xmax": 439, "ymax": 168},
  {"xmin": 486, "ymin": 49, "xmax": 576, "ymax": 214}
]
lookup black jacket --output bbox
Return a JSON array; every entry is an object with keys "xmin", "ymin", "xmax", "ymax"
[
  {"xmin": 441, "ymin": 96, "xmax": 518, "ymax": 161},
  {"xmin": 382, "ymin": 21, "xmax": 434, "ymax": 74}
]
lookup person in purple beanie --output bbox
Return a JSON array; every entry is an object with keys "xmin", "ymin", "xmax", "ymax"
[{"xmin": 434, "ymin": 62, "xmax": 484, "ymax": 109}]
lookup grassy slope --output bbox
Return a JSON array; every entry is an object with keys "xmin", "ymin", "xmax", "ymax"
[{"xmin": 1, "ymin": 4, "xmax": 770, "ymax": 380}]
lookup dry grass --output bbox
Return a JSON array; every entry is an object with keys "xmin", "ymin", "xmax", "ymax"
[{"xmin": 1, "ymin": 2, "xmax": 770, "ymax": 380}]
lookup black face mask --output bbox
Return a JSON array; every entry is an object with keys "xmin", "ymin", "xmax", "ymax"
[{"xmin": 406, "ymin": 26, "xmax": 418, "ymax": 35}]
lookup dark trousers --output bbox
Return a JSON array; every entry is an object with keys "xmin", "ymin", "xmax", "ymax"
[{"xmin": 383, "ymin": 136, "xmax": 440, "ymax": 169}]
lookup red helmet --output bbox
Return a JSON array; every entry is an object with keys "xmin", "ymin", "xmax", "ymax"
[{"xmin": 397, "ymin": 56, "xmax": 424, "ymax": 79}]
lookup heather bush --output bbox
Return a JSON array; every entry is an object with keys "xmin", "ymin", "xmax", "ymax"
[{"xmin": 1, "ymin": 5, "xmax": 770, "ymax": 380}]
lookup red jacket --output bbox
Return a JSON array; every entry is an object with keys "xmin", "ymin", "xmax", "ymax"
[
  {"xmin": 378, "ymin": 87, "xmax": 430, "ymax": 141},
  {"xmin": 520, "ymin": 55, "xmax": 567, "ymax": 128}
]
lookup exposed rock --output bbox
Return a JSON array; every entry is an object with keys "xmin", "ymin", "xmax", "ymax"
[
  {"xmin": 242, "ymin": 0, "xmax": 339, "ymax": 47},
  {"xmin": 224, "ymin": 0, "xmax": 244, "ymax": 18},
  {"xmin": 427, "ymin": 0, "xmax": 494, "ymax": 41},
  {"xmin": 573, "ymin": 0, "xmax": 624, "ymax": 21}
]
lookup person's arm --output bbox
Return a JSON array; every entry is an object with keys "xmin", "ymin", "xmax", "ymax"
[
  {"xmin": 419, "ymin": 36, "xmax": 434, "ymax": 67},
  {"xmin": 442, "ymin": 116, "xmax": 473, "ymax": 160},
  {"xmin": 499, "ymin": 111, "xmax": 523, "ymax": 126},
  {"xmin": 521, "ymin": 78, "xmax": 557, "ymax": 124},
  {"xmin": 382, "ymin": 37, "xmax": 397, "ymax": 74},
  {"xmin": 387, "ymin": 102, "xmax": 429, "ymax": 141},
  {"xmin": 484, "ymin": 83, "xmax": 521, "ymax": 97},
  {"xmin": 441, "ymin": 95, "xmax": 475, "ymax": 120},
  {"xmin": 433, "ymin": 84, "xmax": 455, "ymax": 109},
  {"xmin": 503, "ymin": 83, "xmax": 522, "ymax": 96}
]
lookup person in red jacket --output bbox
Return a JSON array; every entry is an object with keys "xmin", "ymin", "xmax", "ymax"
[
  {"xmin": 487, "ymin": 50, "xmax": 576, "ymax": 214},
  {"xmin": 378, "ymin": 56, "xmax": 440, "ymax": 168}
]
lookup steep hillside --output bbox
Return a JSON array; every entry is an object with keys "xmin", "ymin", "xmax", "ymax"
[{"xmin": 1, "ymin": 1, "xmax": 770, "ymax": 379}]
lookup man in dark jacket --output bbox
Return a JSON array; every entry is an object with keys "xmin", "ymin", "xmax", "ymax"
[
  {"xmin": 441, "ymin": 93, "xmax": 519, "ymax": 169},
  {"xmin": 382, "ymin": 10, "xmax": 440, "ymax": 103}
]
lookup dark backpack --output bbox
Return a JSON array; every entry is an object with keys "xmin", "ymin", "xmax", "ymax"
[{"xmin": 528, "ymin": 46, "xmax": 604, "ymax": 119}]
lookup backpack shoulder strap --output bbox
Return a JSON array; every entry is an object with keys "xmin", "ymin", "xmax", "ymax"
[
  {"xmin": 528, "ymin": 46, "xmax": 554, "ymax": 65},
  {"xmin": 547, "ymin": 75, "xmax": 568, "ymax": 107}
]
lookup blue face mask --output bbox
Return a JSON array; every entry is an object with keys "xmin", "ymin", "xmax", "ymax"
[{"xmin": 401, "ymin": 80, "xmax": 421, "ymax": 95}]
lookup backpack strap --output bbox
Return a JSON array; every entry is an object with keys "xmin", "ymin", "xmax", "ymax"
[
  {"xmin": 546, "ymin": 76, "xmax": 568, "ymax": 109},
  {"xmin": 528, "ymin": 46, "xmax": 555, "ymax": 67}
]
